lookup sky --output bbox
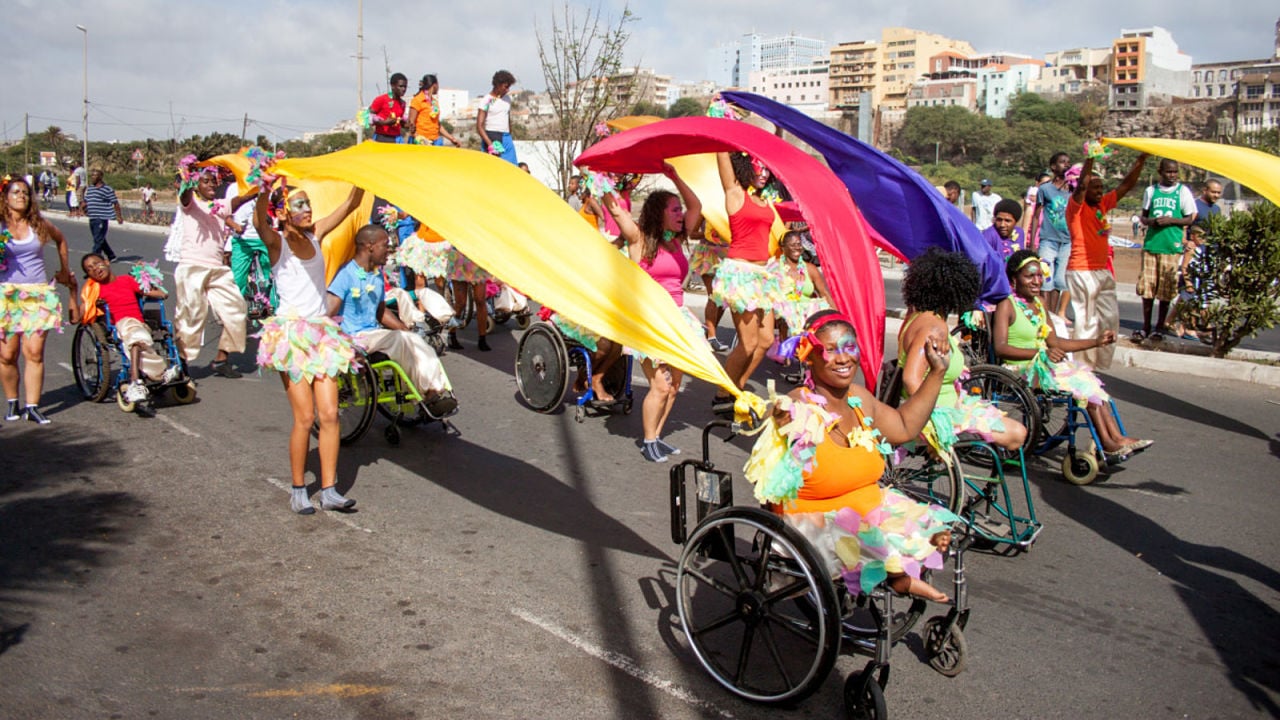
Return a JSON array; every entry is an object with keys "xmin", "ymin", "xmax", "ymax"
[{"xmin": 4, "ymin": 0, "xmax": 1278, "ymax": 146}]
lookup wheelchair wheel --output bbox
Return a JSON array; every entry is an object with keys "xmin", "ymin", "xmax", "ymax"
[
  {"xmin": 514, "ymin": 322, "xmax": 570, "ymax": 413},
  {"xmin": 1061, "ymin": 451, "xmax": 1099, "ymax": 486},
  {"xmin": 72, "ymin": 323, "xmax": 115, "ymax": 402},
  {"xmin": 924, "ymin": 615, "xmax": 967, "ymax": 677},
  {"xmin": 677, "ymin": 507, "xmax": 840, "ymax": 705},
  {"xmin": 332, "ymin": 361, "xmax": 377, "ymax": 445},
  {"xmin": 882, "ymin": 446, "xmax": 964, "ymax": 514},
  {"xmin": 171, "ymin": 382, "xmax": 198, "ymax": 405},
  {"xmin": 515, "ymin": 313, "xmax": 532, "ymax": 330},
  {"xmin": 483, "ymin": 314, "xmax": 496, "ymax": 335},
  {"xmin": 115, "ymin": 385, "xmax": 136, "ymax": 413},
  {"xmin": 843, "ymin": 669, "xmax": 887, "ymax": 720},
  {"xmin": 961, "ymin": 365, "xmax": 1040, "ymax": 455},
  {"xmin": 829, "ymin": 576, "xmax": 928, "ymax": 644},
  {"xmin": 600, "ymin": 357, "xmax": 630, "ymax": 409},
  {"xmin": 952, "ymin": 322, "xmax": 989, "ymax": 368},
  {"xmin": 1038, "ymin": 394, "xmax": 1071, "ymax": 448},
  {"xmin": 372, "ymin": 365, "xmax": 427, "ymax": 427}
]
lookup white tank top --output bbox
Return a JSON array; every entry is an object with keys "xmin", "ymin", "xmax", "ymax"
[{"xmin": 272, "ymin": 231, "xmax": 327, "ymax": 318}]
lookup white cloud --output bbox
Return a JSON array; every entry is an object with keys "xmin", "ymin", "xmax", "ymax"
[{"xmin": 3, "ymin": 0, "xmax": 1276, "ymax": 146}]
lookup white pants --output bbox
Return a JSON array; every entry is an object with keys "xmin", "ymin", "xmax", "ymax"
[
  {"xmin": 115, "ymin": 317, "xmax": 168, "ymax": 381},
  {"xmin": 173, "ymin": 264, "xmax": 247, "ymax": 363},
  {"xmin": 1067, "ymin": 269, "xmax": 1117, "ymax": 370},
  {"xmin": 356, "ymin": 329, "xmax": 451, "ymax": 394}
]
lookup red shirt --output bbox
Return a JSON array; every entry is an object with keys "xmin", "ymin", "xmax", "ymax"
[
  {"xmin": 726, "ymin": 198, "xmax": 774, "ymax": 262},
  {"xmin": 368, "ymin": 94, "xmax": 406, "ymax": 138},
  {"xmin": 97, "ymin": 275, "xmax": 144, "ymax": 322},
  {"xmin": 1067, "ymin": 191, "xmax": 1116, "ymax": 271}
]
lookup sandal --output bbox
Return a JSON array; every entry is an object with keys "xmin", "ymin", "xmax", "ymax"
[
  {"xmin": 1129, "ymin": 331, "xmax": 1146, "ymax": 343},
  {"xmin": 1150, "ymin": 332, "xmax": 1164, "ymax": 342}
]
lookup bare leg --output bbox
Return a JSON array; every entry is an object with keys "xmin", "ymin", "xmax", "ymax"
[
  {"xmin": 1155, "ymin": 301, "xmax": 1172, "ymax": 332},
  {"xmin": 641, "ymin": 360, "xmax": 673, "ymax": 440},
  {"xmin": 1140, "ymin": 298, "xmax": 1154, "ymax": 335},
  {"xmin": 723, "ymin": 308, "xmax": 761, "ymax": 391},
  {"xmin": 19, "ymin": 332, "xmax": 47, "ymax": 406},
  {"xmin": 0, "ymin": 335, "xmax": 20, "ymax": 401},
  {"xmin": 988, "ymin": 418, "xmax": 1028, "ymax": 452},
  {"xmin": 282, "ymin": 374, "xmax": 317, "ymax": 488},
  {"xmin": 656, "ymin": 366, "xmax": 683, "ymax": 432},
  {"xmin": 473, "ymin": 281, "xmax": 489, "ymax": 350},
  {"xmin": 738, "ymin": 312, "xmax": 774, "ymax": 388},
  {"xmin": 312, "ymin": 376, "xmax": 340, "ymax": 489},
  {"xmin": 701, "ymin": 273, "xmax": 723, "ymax": 340},
  {"xmin": 590, "ymin": 339, "xmax": 623, "ymax": 402}
]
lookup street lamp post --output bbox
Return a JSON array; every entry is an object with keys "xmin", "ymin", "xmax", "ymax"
[{"xmin": 76, "ymin": 24, "xmax": 87, "ymax": 171}]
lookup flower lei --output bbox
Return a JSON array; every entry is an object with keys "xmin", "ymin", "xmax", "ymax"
[
  {"xmin": 1084, "ymin": 139, "xmax": 1113, "ymax": 161},
  {"xmin": 0, "ymin": 227, "xmax": 11, "ymax": 273},
  {"xmin": 129, "ymin": 261, "xmax": 165, "ymax": 293},
  {"xmin": 1012, "ymin": 294, "xmax": 1051, "ymax": 342},
  {"xmin": 845, "ymin": 396, "xmax": 892, "ymax": 457},
  {"xmin": 347, "ymin": 264, "xmax": 381, "ymax": 300},
  {"xmin": 378, "ymin": 206, "xmax": 400, "ymax": 233}
]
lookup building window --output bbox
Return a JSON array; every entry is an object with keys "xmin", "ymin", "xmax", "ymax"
[
  {"xmin": 1220, "ymin": 84, "xmax": 1227, "ymax": 96},
  {"xmin": 1206, "ymin": 85, "xmax": 1213, "ymax": 96},
  {"xmin": 1219, "ymin": 70, "xmax": 1227, "ymax": 81},
  {"xmin": 1193, "ymin": 86, "xmax": 1200, "ymax": 97},
  {"xmin": 1193, "ymin": 70, "xmax": 1200, "ymax": 82},
  {"xmin": 1247, "ymin": 84, "xmax": 1264, "ymax": 98}
]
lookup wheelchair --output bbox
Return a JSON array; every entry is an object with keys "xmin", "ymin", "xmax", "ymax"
[
  {"xmin": 72, "ymin": 298, "xmax": 196, "ymax": 412},
  {"xmin": 447, "ymin": 278, "xmax": 534, "ymax": 335},
  {"xmin": 331, "ymin": 348, "xmax": 458, "ymax": 447},
  {"xmin": 514, "ymin": 320, "xmax": 633, "ymax": 423},
  {"xmin": 955, "ymin": 311, "xmax": 1136, "ymax": 486},
  {"xmin": 878, "ymin": 360, "xmax": 1042, "ymax": 552},
  {"xmin": 668, "ymin": 418, "xmax": 971, "ymax": 717}
]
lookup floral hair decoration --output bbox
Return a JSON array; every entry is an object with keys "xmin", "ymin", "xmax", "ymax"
[{"xmin": 774, "ymin": 312, "xmax": 860, "ymax": 364}]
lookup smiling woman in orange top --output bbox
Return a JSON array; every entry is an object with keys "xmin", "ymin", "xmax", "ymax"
[{"xmin": 407, "ymin": 74, "xmax": 461, "ymax": 147}]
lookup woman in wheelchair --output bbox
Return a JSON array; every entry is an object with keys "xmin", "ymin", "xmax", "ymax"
[
  {"xmin": 746, "ymin": 311, "xmax": 959, "ymax": 602},
  {"xmin": 80, "ymin": 254, "xmax": 181, "ymax": 415},
  {"xmin": 899, "ymin": 248, "xmax": 1027, "ymax": 452},
  {"xmin": 993, "ymin": 250, "xmax": 1151, "ymax": 459}
]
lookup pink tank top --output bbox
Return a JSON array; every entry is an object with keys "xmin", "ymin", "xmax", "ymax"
[
  {"xmin": 640, "ymin": 242, "xmax": 689, "ymax": 306},
  {"xmin": 726, "ymin": 197, "xmax": 773, "ymax": 262}
]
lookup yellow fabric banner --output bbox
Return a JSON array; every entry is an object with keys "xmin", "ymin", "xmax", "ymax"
[
  {"xmin": 270, "ymin": 141, "xmax": 757, "ymax": 410},
  {"xmin": 1102, "ymin": 137, "xmax": 1280, "ymax": 206}
]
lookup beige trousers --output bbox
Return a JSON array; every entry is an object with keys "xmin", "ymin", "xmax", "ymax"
[
  {"xmin": 115, "ymin": 317, "xmax": 168, "ymax": 381},
  {"xmin": 1067, "ymin": 269, "xmax": 1117, "ymax": 370},
  {"xmin": 356, "ymin": 328, "xmax": 451, "ymax": 393},
  {"xmin": 173, "ymin": 264, "xmax": 247, "ymax": 363}
]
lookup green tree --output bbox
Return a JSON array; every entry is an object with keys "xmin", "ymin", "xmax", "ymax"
[
  {"xmin": 667, "ymin": 97, "xmax": 704, "ymax": 118},
  {"xmin": 1006, "ymin": 92, "xmax": 1082, "ymax": 130},
  {"xmin": 629, "ymin": 100, "xmax": 667, "ymax": 118},
  {"xmin": 999, "ymin": 120, "xmax": 1081, "ymax": 174},
  {"xmin": 895, "ymin": 105, "xmax": 1006, "ymax": 164},
  {"xmin": 1189, "ymin": 204, "xmax": 1280, "ymax": 357}
]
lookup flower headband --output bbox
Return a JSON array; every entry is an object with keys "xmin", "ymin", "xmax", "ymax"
[{"xmin": 773, "ymin": 312, "xmax": 860, "ymax": 363}]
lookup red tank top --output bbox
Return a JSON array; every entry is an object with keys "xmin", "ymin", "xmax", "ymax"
[{"xmin": 726, "ymin": 197, "xmax": 773, "ymax": 262}]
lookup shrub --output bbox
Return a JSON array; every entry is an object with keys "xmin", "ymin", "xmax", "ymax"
[{"xmin": 1188, "ymin": 202, "xmax": 1280, "ymax": 357}]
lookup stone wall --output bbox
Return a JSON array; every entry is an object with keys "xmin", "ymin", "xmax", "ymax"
[{"xmin": 1101, "ymin": 99, "xmax": 1235, "ymax": 140}]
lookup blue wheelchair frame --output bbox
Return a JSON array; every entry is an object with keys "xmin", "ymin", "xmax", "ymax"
[{"xmin": 73, "ymin": 296, "xmax": 190, "ymax": 407}]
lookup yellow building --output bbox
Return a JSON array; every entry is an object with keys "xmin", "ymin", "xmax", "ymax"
[{"xmin": 829, "ymin": 28, "xmax": 975, "ymax": 111}]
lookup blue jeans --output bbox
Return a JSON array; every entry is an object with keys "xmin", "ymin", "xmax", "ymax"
[
  {"xmin": 1038, "ymin": 237, "xmax": 1071, "ymax": 292},
  {"xmin": 89, "ymin": 219, "xmax": 116, "ymax": 260}
]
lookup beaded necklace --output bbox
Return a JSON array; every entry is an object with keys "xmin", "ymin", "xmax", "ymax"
[{"xmin": 1011, "ymin": 294, "xmax": 1051, "ymax": 341}]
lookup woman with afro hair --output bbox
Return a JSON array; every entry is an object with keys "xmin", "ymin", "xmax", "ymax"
[{"xmin": 899, "ymin": 248, "xmax": 1027, "ymax": 453}]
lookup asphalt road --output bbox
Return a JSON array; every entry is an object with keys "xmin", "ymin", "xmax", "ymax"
[{"xmin": 1, "ymin": 218, "xmax": 1278, "ymax": 719}]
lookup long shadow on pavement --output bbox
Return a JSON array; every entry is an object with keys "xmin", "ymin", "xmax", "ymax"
[
  {"xmin": 0, "ymin": 429, "xmax": 142, "ymax": 656},
  {"xmin": 1040, "ymin": 479, "xmax": 1280, "ymax": 715},
  {"xmin": 1101, "ymin": 374, "xmax": 1270, "ymax": 441}
]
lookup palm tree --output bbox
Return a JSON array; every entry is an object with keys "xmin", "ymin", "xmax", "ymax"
[{"xmin": 44, "ymin": 126, "xmax": 66, "ymax": 166}]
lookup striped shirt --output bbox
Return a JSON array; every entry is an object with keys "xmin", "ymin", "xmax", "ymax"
[{"xmin": 84, "ymin": 184, "xmax": 119, "ymax": 220}]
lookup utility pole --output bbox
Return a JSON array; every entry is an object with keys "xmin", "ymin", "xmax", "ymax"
[
  {"xmin": 241, "ymin": 113, "xmax": 249, "ymax": 144},
  {"xmin": 24, "ymin": 113, "xmax": 29, "ymax": 171},
  {"xmin": 77, "ymin": 24, "xmax": 88, "ymax": 171},
  {"xmin": 355, "ymin": 0, "xmax": 364, "ymax": 142}
]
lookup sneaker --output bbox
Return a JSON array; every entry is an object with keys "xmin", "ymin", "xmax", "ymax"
[
  {"xmin": 423, "ymin": 392, "xmax": 459, "ymax": 419},
  {"xmin": 320, "ymin": 487, "xmax": 356, "ymax": 511},
  {"xmin": 655, "ymin": 439, "xmax": 682, "ymax": 456},
  {"xmin": 291, "ymin": 489, "xmax": 316, "ymax": 516},
  {"xmin": 24, "ymin": 406, "xmax": 51, "ymax": 425},
  {"xmin": 4, "ymin": 400, "xmax": 18, "ymax": 422},
  {"xmin": 161, "ymin": 365, "xmax": 182, "ymax": 384},
  {"xmin": 210, "ymin": 361, "xmax": 242, "ymax": 379},
  {"xmin": 124, "ymin": 380, "xmax": 149, "ymax": 404},
  {"xmin": 707, "ymin": 337, "xmax": 729, "ymax": 352},
  {"xmin": 641, "ymin": 441, "xmax": 669, "ymax": 463}
]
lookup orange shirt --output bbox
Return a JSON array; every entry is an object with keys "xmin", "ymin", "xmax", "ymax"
[
  {"xmin": 786, "ymin": 437, "xmax": 885, "ymax": 515},
  {"xmin": 1067, "ymin": 190, "xmax": 1116, "ymax": 271},
  {"xmin": 410, "ymin": 92, "xmax": 441, "ymax": 141}
]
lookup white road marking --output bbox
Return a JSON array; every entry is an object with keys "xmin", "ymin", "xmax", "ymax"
[
  {"xmin": 157, "ymin": 414, "xmax": 201, "ymax": 438},
  {"xmin": 57, "ymin": 362, "xmax": 74, "ymax": 373},
  {"xmin": 511, "ymin": 608, "xmax": 735, "ymax": 719},
  {"xmin": 265, "ymin": 477, "xmax": 374, "ymax": 533}
]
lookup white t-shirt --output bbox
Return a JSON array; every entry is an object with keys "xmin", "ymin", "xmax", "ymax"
[
  {"xmin": 141, "ymin": 187, "xmax": 156, "ymax": 203},
  {"xmin": 481, "ymin": 93, "xmax": 512, "ymax": 133},
  {"xmin": 972, "ymin": 191, "xmax": 1002, "ymax": 230},
  {"xmin": 1140, "ymin": 183, "xmax": 1196, "ymax": 216}
]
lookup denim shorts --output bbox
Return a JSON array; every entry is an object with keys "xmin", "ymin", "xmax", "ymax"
[{"xmin": 1038, "ymin": 238, "xmax": 1072, "ymax": 291}]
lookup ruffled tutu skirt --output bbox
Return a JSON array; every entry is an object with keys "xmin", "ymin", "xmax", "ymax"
[
  {"xmin": 920, "ymin": 391, "xmax": 1009, "ymax": 456},
  {"xmin": 783, "ymin": 487, "xmax": 959, "ymax": 597},
  {"xmin": 774, "ymin": 295, "xmax": 830, "ymax": 334},
  {"xmin": 0, "ymin": 283, "xmax": 63, "ymax": 339},
  {"xmin": 256, "ymin": 315, "xmax": 357, "ymax": 384},
  {"xmin": 1023, "ymin": 352, "xmax": 1110, "ymax": 406},
  {"xmin": 710, "ymin": 258, "xmax": 781, "ymax": 314},
  {"xmin": 689, "ymin": 240, "xmax": 727, "ymax": 277},
  {"xmin": 449, "ymin": 250, "xmax": 492, "ymax": 284},
  {"xmin": 626, "ymin": 306, "xmax": 704, "ymax": 365},
  {"xmin": 550, "ymin": 312, "xmax": 601, "ymax": 353},
  {"xmin": 398, "ymin": 236, "xmax": 452, "ymax": 279}
]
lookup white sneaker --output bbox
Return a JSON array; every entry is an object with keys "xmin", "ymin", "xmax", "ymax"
[
  {"xmin": 124, "ymin": 381, "xmax": 149, "ymax": 403},
  {"xmin": 161, "ymin": 365, "xmax": 181, "ymax": 384}
]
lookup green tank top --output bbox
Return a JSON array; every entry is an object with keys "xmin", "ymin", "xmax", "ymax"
[
  {"xmin": 1144, "ymin": 183, "xmax": 1187, "ymax": 255},
  {"xmin": 1005, "ymin": 296, "xmax": 1048, "ymax": 370},
  {"xmin": 898, "ymin": 313, "xmax": 964, "ymax": 406}
]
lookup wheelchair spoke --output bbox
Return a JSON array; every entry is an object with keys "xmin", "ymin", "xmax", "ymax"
[
  {"xmin": 751, "ymin": 531, "xmax": 774, "ymax": 591},
  {"xmin": 688, "ymin": 607, "xmax": 747, "ymax": 639},
  {"xmin": 757, "ymin": 620, "xmax": 796, "ymax": 691},
  {"xmin": 763, "ymin": 577, "xmax": 817, "ymax": 605},
  {"xmin": 682, "ymin": 566, "xmax": 742, "ymax": 601},
  {"xmin": 733, "ymin": 623, "xmax": 756, "ymax": 686},
  {"xmin": 764, "ymin": 608, "xmax": 824, "ymax": 645}
]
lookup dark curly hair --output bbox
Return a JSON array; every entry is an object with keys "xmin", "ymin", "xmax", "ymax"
[
  {"xmin": 729, "ymin": 153, "xmax": 757, "ymax": 189},
  {"xmin": 1006, "ymin": 248, "xmax": 1040, "ymax": 279},
  {"xmin": 901, "ymin": 247, "xmax": 981, "ymax": 316},
  {"xmin": 637, "ymin": 190, "xmax": 678, "ymax": 262}
]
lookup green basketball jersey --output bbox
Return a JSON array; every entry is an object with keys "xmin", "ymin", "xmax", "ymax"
[{"xmin": 1144, "ymin": 183, "xmax": 1187, "ymax": 255}]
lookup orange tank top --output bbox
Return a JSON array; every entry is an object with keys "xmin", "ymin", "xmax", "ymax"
[{"xmin": 787, "ymin": 406, "xmax": 886, "ymax": 515}]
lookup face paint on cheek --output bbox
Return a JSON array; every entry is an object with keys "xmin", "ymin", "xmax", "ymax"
[
  {"xmin": 821, "ymin": 333, "xmax": 860, "ymax": 362},
  {"xmin": 288, "ymin": 198, "xmax": 312, "ymax": 214}
]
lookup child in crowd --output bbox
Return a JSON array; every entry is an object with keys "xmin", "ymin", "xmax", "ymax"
[
  {"xmin": 983, "ymin": 198, "xmax": 1028, "ymax": 259},
  {"xmin": 79, "ymin": 253, "xmax": 180, "ymax": 417}
]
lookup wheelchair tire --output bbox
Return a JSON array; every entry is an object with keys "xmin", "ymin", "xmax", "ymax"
[
  {"xmin": 882, "ymin": 446, "xmax": 964, "ymax": 514},
  {"xmin": 483, "ymin": 314, "xmax": 496, "ymax": 335},
  {"xmin": 843, "ymin": 669, "xmax": 888, "ymax": 720},
  {"xmin": 171, "ymin": 382, "xmax": 198, "ymax": 405},
  {"xmin": 1061, "ymin": 451, "xmax": 1099, "ymax": 486},
  {"xmin": 677, "ymin": 507, "xmax": 840, "ymax": 705},
  {"xmin": 515, "ymin": 313, "xmax": 532, "ymax": 330},
  {"xmin": 924, "ymin": 615, "xmax": 967, "ymax": 677},
  {"xmin": 72, "ymin": 323, "xmax": 114, "ymax": 402},
  {"xmin": 962, "ymin": 364, "xmax": 1041, "ymax": 455},
  {"xmin": 514, "ymin": 322, "xmax": 570, "ymax": 413},
  {"xmin": 600, "ymin": 357, "xmax": 630, "ymax": 405},
  {"xmin": 331, "ymin": 360, "xmax": 377, "ymax": 445},
  {"xmin": 952, "ymin": 321, "xmax": 989, "ymax": 369},
  {"xmin": 115, "ymin": 386, "xmax": 136, "ymax": 413}
]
